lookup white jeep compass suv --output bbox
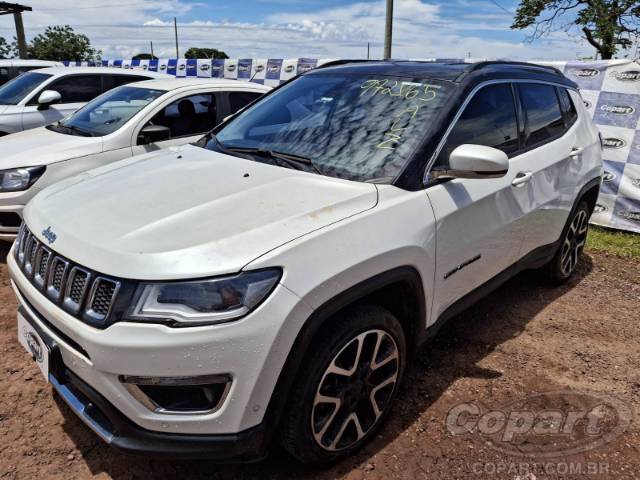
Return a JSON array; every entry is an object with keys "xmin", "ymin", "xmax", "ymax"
[{"xmin": 8, "ymin": 61, "xmax": 602, "ymax": 465}]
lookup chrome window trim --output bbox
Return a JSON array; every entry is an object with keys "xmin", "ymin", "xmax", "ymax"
[
  {"xmin": 62, "ymin": 266, "xmax": 91, "ymax": 314},
  {"xmin": 85, "ymin": 276, "xmax": 121, "ymax": 324},
  {"xmin": 422, "ymin": 78, "xmax": 579, "ymax": 186}
]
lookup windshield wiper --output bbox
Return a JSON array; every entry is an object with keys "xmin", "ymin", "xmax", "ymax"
[
  {"xmin": 202, "ymin": 133, "xmax": 322, "ymax": 175},
  {"xmin": 54, "ymin": 121, "xmax": 94, "ymax": 137},
  {"xmin": 224, "ymin": 146, "xmax": 322, "ymax": 175}
]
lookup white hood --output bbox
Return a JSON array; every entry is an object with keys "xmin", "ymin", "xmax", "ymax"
[
  {"xmin": 25, "ymin": 145, "xmax": 378, "ymax": 280},
  {"xmin": 0, "ymin": 127, "xmax": 102, "ymax": 170}
]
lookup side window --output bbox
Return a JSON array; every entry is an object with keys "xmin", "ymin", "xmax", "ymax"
[
  {"xmin": 0, "ymin": 67, "xmax": 9, "ymax": 85},
  {"xmin": 518, "ymin": 83, "xmax": 565, "ymax": 148},
  {"xmin": 102, "ymin": 75, "xmax": 149, "ymax": 92},
  {"xmin": 437, "ymin": 83, "xmax": 519, "ymax": 165},
  {"xmin": 144, "ymin": 93, "xmax": 218, "ymax": 140},
  {"xmin": 557, "ymin": 87, "xmax": 578, "ymax": 127},
  {"xmin": 46, "ymin": 75, "xmax": 102, "ymax": 103},
  {"xmin": 228, "ymin": 91, "xmax": 262, "ymax": 115}
]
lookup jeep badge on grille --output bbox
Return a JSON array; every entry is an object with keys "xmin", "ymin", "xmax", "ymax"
[{"xmin": 42, "ymin": 226, "xmax": 57, "ymax": 245}]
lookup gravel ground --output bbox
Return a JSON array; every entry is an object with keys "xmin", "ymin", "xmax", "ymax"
[{"xmin": 0, "ymin": 240, "xmax": 639, "ymax": 480}]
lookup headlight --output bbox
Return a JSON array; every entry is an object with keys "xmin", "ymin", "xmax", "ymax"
[
  {"xmin": 126, "ymin": 269, "xmax": 281, "ymax": 326},
  {"xmin": 0, "ymin": 166, "xmax": 45, "ymax": 192}
]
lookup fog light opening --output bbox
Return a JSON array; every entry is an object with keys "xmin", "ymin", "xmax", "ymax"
[{"xmin": 120, "ymin": 374, "xmax": 231, "ymax": 414}]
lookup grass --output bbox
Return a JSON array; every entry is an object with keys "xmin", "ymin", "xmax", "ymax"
[{"xmin": 587, "ymin": 225, "xmax": 640, "ymax": 259}]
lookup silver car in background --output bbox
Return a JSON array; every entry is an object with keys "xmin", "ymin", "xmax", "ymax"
[{"xmin": 0, "ymin": 67, "xmax": 166, "ymax": 136}]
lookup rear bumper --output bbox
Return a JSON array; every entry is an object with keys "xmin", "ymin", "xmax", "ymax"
[{"xmin": 22, "ymin": 303, "xmax": 269, "ymax": 461}]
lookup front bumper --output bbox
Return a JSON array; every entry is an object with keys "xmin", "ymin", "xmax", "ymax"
[
  {"xmin": 8, "ymin": 245, "xmax": 312, "ymax": 442},
  {"xmin": 0, "ymin": 187, "xmax": 41, "ymax": 241},
  {"xmin": 0, "ymin": 204, "xmax": 23, "ymax": 241},
  {"xmin": 20, "ymin": 304, "xmax": 268, "ymax": 460}
]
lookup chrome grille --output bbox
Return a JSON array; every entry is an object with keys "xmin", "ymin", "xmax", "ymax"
[
  {"xmin": 86, "ymin": 277, "xmax": 121, "ymax": 323},
  {"xmin": 48, "ymin": 257, "xmax": 69, "ymax": 300},
  {"xmin": 33, "ymin": 247, "xmax": 52, "ymax": 288},
  {"xmin": 15, "ymin": 225, "xmax": 122, "ymax": 326},
  {"xmin": 24, "ymin": 236, "xmax": 39, "ymax": 277}
]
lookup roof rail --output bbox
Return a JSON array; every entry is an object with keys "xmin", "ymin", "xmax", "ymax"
[
  {"xmin": 313, "ymin": 59, "xmax": 374, "ymax": 70},
  {"xmin": 467, "ymin": 60, "xmax": 564, "ymax": 77}
]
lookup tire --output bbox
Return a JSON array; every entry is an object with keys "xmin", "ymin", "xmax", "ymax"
[
  {"xmin": 543, "ymin": 201, "xmax": 590, "ymax": 283},
  {"xmin": 280, "ymin": 304, "xmax": 406, "ymax": 466}
]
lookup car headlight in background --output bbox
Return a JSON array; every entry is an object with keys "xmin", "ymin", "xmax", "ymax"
[
  {"xmin": 126, "ymin": 269, "xmax": 281, "ymax": 326},
  {"xmin": 0, "ymin": 166, "xmax": 45, "ymax": 192}
]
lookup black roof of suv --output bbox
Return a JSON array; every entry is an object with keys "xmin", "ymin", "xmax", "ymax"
[{"xmin": 311, "ymin": 60, "xmax": 578, "ymax": 89}]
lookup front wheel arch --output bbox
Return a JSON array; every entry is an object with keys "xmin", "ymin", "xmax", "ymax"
[{"xmin": 261, "ymin": 267, "xmax": 426, "ymax": 451}]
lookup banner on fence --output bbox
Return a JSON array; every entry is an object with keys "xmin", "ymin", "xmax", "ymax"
[{"xmin": 64, "ymin": 58, "xmax": 640, "ymax": 233}]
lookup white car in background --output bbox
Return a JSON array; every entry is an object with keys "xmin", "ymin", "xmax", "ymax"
[
  {"xmin": 0, "ymin": 59, "xmax": 64, "ymax": 86},
  {"xmin": 0, "ymin": 77, "xmax": 270, "ymax": 240},
  {"xmin": 0, "ymin": 67, "xmax": 166, "ymax": 136}
]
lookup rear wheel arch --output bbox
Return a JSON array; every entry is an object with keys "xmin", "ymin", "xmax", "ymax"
[{"xmin": 579, "ymin": 181, "xmax": 601, "ymax": 216}]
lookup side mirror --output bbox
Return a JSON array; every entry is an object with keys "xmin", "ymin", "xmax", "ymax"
[
  {"xmin": 431, "ymin": 144, "xmax": 508, "ymax": 181},
  {"xmin": 138, "ymin": 124, "xmax": 171, "ymax": 144},
  {"xmin": 37, "ymin": 90, "xmax": 61, "ymax": 110}
]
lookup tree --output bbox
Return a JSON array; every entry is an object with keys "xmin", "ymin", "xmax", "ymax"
[
  {"xmin": 184, "ymin": 47, "xmax": 228, "ymax": 59},
  {"xmin": 132, "ymin": 53, "xmax": 158, "ymax": 60},
  {"xmin": 26, "ymin": 25, "xmax": 101, "ymax": 61},
  {"xmin": 511, "ymin": 0, "xmax": 640, "ymax": 59},
  {"xmin": 0, "ymin": 37, "xmax": 13, "ymax": 59}
]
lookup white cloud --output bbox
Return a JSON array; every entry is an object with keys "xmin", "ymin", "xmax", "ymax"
[{"xmin": 0, "ymin": 0, "xmax": 602, "ymax": 60}]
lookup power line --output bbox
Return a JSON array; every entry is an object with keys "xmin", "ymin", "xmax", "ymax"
[
  {"xmin": 38, "ymin": 2, "xmax": 138, "ymax": 10},
  {"xmin": 487, "ymin": 0, "xmax": 513, "ymax": 15}
]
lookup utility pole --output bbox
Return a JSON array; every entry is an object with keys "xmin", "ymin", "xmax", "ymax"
[
  {"xmin": 0, "ymin": 3, "xmax": 32, "ymax": 59},
  {"xmin": 384, "ymin": 0, "xmax": 393, "ymax": 59},
  {"xmin": 173, "ymin": 17, "xmax": 179, "ymax": 58},
  {"xmin": 367, "ymin": 42, "xmax": 370, "ymax": 59},
  {"xmin": 150, "ymin": 40, "xmax": 154, "ymax": 58}
]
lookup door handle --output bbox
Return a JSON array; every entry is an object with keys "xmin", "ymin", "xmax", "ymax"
[
  {"xmin": 512, "ymin": 171, "xmax": 533, "ymax": 187},
  {"xmin": 570, "ymin": 146, "xmax": 584, "ymax": 157}
]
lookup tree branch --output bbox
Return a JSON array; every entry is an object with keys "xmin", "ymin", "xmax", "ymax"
[{"xmin": 582, "ymin": 26, "xmax": 604, "ymax": 51}]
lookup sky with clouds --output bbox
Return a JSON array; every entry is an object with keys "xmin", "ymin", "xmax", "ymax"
[{"xmin": 0, "ymin": 0, "xmax": 635, "ymax": 60}]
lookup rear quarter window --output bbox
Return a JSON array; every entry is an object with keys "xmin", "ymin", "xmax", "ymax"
[{"xmin": 557, "ymin": 87, "xmax": 578, "ymax": 127}]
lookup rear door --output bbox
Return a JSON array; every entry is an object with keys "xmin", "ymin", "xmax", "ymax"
[
  {"xmin": 426, "ymin": 82, "xmax": 526, "ymax": 319},
  {"xmin": 220, "ymin": 90, "xmax": 265, "ymax": 119},
  {"xmin": 511, "ymin": 83, "xmax": 582, "ymax": 258},
  {"xmin": 21, "ymin": 74, "xmax": 103, "ymax": 130},
  {"xmin": 101, "ymin": 74, "xmax": 152, "ymax": 93}
]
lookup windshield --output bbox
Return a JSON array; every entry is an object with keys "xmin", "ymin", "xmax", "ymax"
[
  {"xmin": 0, "ymin": 72, "xmax": 52, "ymax": 105},
  {"xmin": 55, "ymin": 85, "xmax": 166, "ymax": 136},
  {"xmin": 209, "ymin": 73, "xmax": 454, "ymax": 182}
]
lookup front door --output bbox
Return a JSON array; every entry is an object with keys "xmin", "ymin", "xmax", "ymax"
[
  {"xmin": 22, "ymin": 74, "xmax": 103, "ymax": 130},
  {"xmin": 131, "ymin": 92, "xmax": 222, "ymax": 156},
  {"xmin": 426, "ymin": 82, "xmax": 526, "ymax": 320}
]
